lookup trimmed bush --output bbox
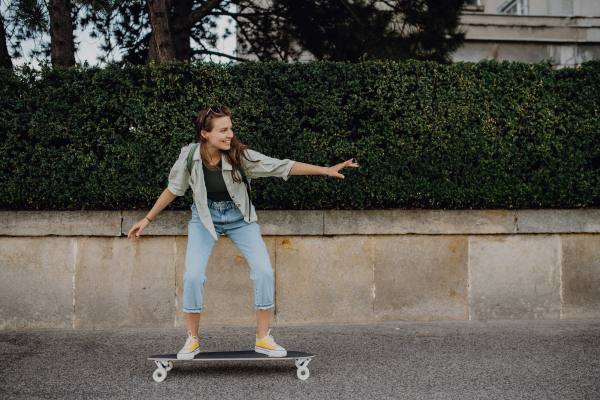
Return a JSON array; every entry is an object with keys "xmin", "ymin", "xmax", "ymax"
[{"xmin": 1, "ymin": 59, "xmax": 599, "ymax": 210}]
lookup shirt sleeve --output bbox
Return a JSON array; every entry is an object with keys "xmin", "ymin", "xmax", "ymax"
[
  {"xmin": 167, "ymin": 145, "xmax": 193, "ymax": 196},
  {"xmin": 242, "ymin": 149, "xmax": 296, "ymax": 181}
]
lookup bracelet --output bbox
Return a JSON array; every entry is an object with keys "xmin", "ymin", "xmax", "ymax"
[{"xmin": 144, "ymin": 216, "xmax": 152, "ymax": 223}]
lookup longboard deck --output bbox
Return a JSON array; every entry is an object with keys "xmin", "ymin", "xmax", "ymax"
[{"xmin": 148, "ymin": 351, "xmax": 315, "ymax": 362}]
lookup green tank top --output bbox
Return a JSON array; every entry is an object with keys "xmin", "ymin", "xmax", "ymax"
[{"xmin": 202, "ymin": 160, "xmax": 233, "ymax": 202}]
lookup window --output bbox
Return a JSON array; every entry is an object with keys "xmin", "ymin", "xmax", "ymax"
[{"xmin": 497, "ymin": 0, "xmax": 528, "ymax": 15}]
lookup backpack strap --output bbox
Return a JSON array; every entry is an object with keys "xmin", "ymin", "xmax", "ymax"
[{"xmin": 187, "ymin": 143, "xmax": 200, "ymax": 174}]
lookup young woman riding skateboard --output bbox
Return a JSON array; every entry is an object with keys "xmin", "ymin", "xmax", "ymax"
[{"xmin": 127, "ymin": 106, "xmax": 358, "ymax": 359}]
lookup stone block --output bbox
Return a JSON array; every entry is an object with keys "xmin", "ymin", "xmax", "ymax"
[
  {"xmin": 517, "ymin": 210, "xmax": 600, "ymax": 233},
  {"xmin": 561, "ymin": 234, "xmax": 600, "ymax": 319},
  {"xmin": 0, "ymin": 237, "xmax": 75, "ymax": 329},
  {"xmin": 0, "ymin": 211, "xmax": 121, "ymax": 236},
  {"xmin": 74, "ymin": 237, "xmax": 176, "ymax": 328},
  {"xmin": 373, "ymin": 235, "xmax": 469, "ymax": 321},
  {"xmin": 122, "ymin": 211, "xmax": 191, "ymax": 236},
  {"xmin": 175, "ymin": 235, "xmax": 276, "ymax": 327},
  {"xmin": 122, "ymin": 210, "xmax": 323, "ymax": 236},
  {"xmin": 256, "ymin": 210, "xmax": 323, "ymax": 236},
  {"xmin": 469, "ymin": 235, "xmax": 561, "ymax": 320},
  {"xmin": 324, "ymin": 210, "xmax": 517, "ymax": 235},
  {"xmin": 274, "ymin": 236, "xmax": 373, "ymax": 324}
]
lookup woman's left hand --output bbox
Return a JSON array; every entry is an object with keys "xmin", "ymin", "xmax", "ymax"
[{"xmin": 327, "ymin": 158, "xmax": 359, "ymax": 178}]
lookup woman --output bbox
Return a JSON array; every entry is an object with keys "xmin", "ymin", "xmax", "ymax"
[{"xmin": 127, "ymin": 106, "xmax": 358, "ymax": 359}]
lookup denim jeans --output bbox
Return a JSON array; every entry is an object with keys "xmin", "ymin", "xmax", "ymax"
[{"xmin": 182, "ymin": 200, "xmax": 274, "ymax": 313}]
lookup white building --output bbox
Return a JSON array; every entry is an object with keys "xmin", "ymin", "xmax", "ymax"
[{"xmin": 457, "ymin": 0, "xmax": 600, "ymax": 67}]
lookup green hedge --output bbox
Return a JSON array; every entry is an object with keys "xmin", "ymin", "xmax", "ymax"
[{"xmin": 1, "ymin": 59, "xmax": 599, "ymax": 210}]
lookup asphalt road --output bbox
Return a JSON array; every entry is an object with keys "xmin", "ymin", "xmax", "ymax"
[{"xmin": 1, "ymin": 319, "xmax": 599, "ymax": 399}]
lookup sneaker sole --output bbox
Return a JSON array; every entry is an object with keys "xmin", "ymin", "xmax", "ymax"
[
  {"xmin": 255, "ymin": 346, "xmax": 287, "ymax": 357},
  {"xmin": 177, "ymin": 348, "xmax": 200, "ymax": 360}
]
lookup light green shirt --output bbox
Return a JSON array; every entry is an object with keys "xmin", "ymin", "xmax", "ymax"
[{"xmin": 167, "ymin": 143, "xmax": 296, "ymax": 239}]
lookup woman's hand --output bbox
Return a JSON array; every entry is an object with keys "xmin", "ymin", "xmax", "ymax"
[
  {"xmin": 127, "ymin": 218, "xmax": 150, "ymax": 242},
  {"xmin": 326, "ymin": 158, "xmax": 359, "ymax": 178}
]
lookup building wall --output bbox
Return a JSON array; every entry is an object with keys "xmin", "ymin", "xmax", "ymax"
[
  {"xmin": 481, "ymin": 0, "xmax": 600, "ymax": 16},
  {"xmin": 455, "ymin": 14, "xmax": 600, "ymax": 67}
]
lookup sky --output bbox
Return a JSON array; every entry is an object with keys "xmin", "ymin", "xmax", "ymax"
[{"xmin": 4, "ymin": 3, "xmax": 237, "ymax": 68}]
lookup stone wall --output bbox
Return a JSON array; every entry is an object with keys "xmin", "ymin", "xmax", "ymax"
[{"xmin": 1, "ymin": 210, "xmax": 599, "ymax": 329}]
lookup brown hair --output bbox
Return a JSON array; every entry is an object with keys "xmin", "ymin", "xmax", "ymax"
[{"xmin": 194, "ymin": 106, "xmax": 257, "ymax": 183}]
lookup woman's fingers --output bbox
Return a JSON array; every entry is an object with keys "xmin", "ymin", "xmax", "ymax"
[
  {"xmin": 128, "ymin": 226, "xmax": 138, "ymax": 241},
  {"xmin": 343, "ymin": 158, "xmax": 359, "ymax": 168},
  {"xmin": 332, "ymin": 159, "xmax": 359, "ymax": 175},
  {"xmin": 338, "ymin": 159, "xmax": 358, "ymax": 168},
  {"xmin": 127, "ymin": 226, "xmax": 135, "ymax": 240},
  {"xmin": 127, "ymin": 220, "xmax": 147, "ymax": 242}
]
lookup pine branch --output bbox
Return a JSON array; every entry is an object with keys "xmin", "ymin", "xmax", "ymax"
[
  {"xmin": 194, "ymin": 48, "xmax": 247, "ymax": 61},
  {"xmin": 171, "ymin": 0, "xmax": 223, "ymax": 34}
]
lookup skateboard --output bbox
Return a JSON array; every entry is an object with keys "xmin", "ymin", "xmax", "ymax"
[{"xmin": 148, "ymin": 351, "xmax": 315, "ymax": 382}]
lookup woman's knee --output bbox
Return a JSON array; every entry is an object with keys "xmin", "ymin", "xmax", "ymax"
[
  {"xmin": 183, "ymin": 270, "xmax": 207, "ymax": 286},
  {"xmin": 251, "ymin": 264, "xmax": 274, "ymax": 283}
]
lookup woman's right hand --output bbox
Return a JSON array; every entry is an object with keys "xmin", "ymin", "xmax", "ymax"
[{"xmin": 127, "ymin": 218, "xmax": 150, "ymax": 242}]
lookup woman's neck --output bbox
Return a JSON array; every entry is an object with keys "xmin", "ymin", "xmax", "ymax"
[{"xmin": 204, "ymin": 142, "xmax": 222, "ymax": 164}]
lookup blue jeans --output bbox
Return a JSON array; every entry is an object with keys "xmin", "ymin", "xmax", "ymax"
[{"xmin": 182, "ymin": 200, "xmax": 274, "ymax": 313}]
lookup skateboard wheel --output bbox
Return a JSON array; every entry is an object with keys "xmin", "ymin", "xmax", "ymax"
[
  {"xmin": 153, "ymin": 368, "xmax": 167, "ymax": 382},
  {"xmin": 297, "ymin": 366, "xmax": 309, "ymax": 380},
  {"xmin": 165, "ymin": 361, "xmax": 174, "ymax": 372}
]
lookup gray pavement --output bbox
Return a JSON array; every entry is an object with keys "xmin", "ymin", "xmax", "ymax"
[{"xmin": 1, "ymin": 320, "xmax": 599, "ymax": 399}]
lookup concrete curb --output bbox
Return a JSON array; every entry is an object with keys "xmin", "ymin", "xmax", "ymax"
[{"xmin": 2, "ymin": 209, "xmax": 600, "ymax": 236}]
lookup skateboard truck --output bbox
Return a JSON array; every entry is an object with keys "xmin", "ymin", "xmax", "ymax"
[
  {"xmin": 152, "ymin": 360, "xmax": 173, "ymax": 382},
  {"xmin": 295, "ymin": 358, "xmax": 311, "ymax": 380}
]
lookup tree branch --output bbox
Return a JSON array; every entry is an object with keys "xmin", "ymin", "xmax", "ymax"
[
  {"xmin": 338, "ymin": 0, "xmax": 361, "ymax": 23},
  {"xmin": 195, "ymin": 49, "xmax": 247, "ymax": 62},
  {"xmin": 172, "ymin": 0, "xmax": 224, "ymax": 34},
  {"xmin": 210, "ymin": 10, "xmax": 276, "ymax": 19},
  {"xmin": 237, "ymin": 23, "xmax": 267, "ymax": 62}
]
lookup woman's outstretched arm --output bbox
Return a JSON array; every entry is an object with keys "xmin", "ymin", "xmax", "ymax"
[
  {"xmin": 288, "ymin": 158, "xmax": 359, "ymax": 178},
  {"xmin": 127, "ymin": 188, "xmax": 178, "ymax": 242}
]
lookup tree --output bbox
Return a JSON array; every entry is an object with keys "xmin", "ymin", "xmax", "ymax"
[
  {"xmin": 145, "ymin": 0, "xmax": 175, "ymax": 63},
  {"xmin": 2, "ymin": 0, "xmax": 120, "ymax": 67},
  {"xmin": 232, "ymin": 0, "xmax": 301, "ymax": 62},
  {"xmin": 235, "ymin": 0, "xmax": 467, "ymax": 63},
  {"xmin": 0, "ymin": 10, "xmax": 13, "ymax": 67},
  {"xmin": 2, "ymin": 0, "xmax": 50, "ymax": 66},
  {"xmin": 9, "ymin": 0, "xmax": 464, "ymax": 67},
  {"xmin": 49, "ymin": 0, "xmax": 76, "ymax": 66},
  {"xmin": 80, "ymin": 0, "xmax": 243, "ymax": 65}
]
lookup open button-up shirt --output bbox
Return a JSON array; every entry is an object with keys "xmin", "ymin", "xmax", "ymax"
[{"xmin": 167, "ymin": 143, "xmax": 296, "ymax": 239}]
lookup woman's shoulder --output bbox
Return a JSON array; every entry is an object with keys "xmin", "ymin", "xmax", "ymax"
[
  {"xmin": 170, "ymin": 143, "xmax": 197, "ymax": 164},
  {"xmin": 243, "ymin": 148, "xmax": 265, "ymax": 160},
  {"xmin": 179, "ymin": 143, "xmax": 198, "ymax": 154}
]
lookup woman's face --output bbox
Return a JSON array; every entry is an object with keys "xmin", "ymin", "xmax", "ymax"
[{"xmin": 202, "ymin": 116, "xmax": 233, "ymax": 152}]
